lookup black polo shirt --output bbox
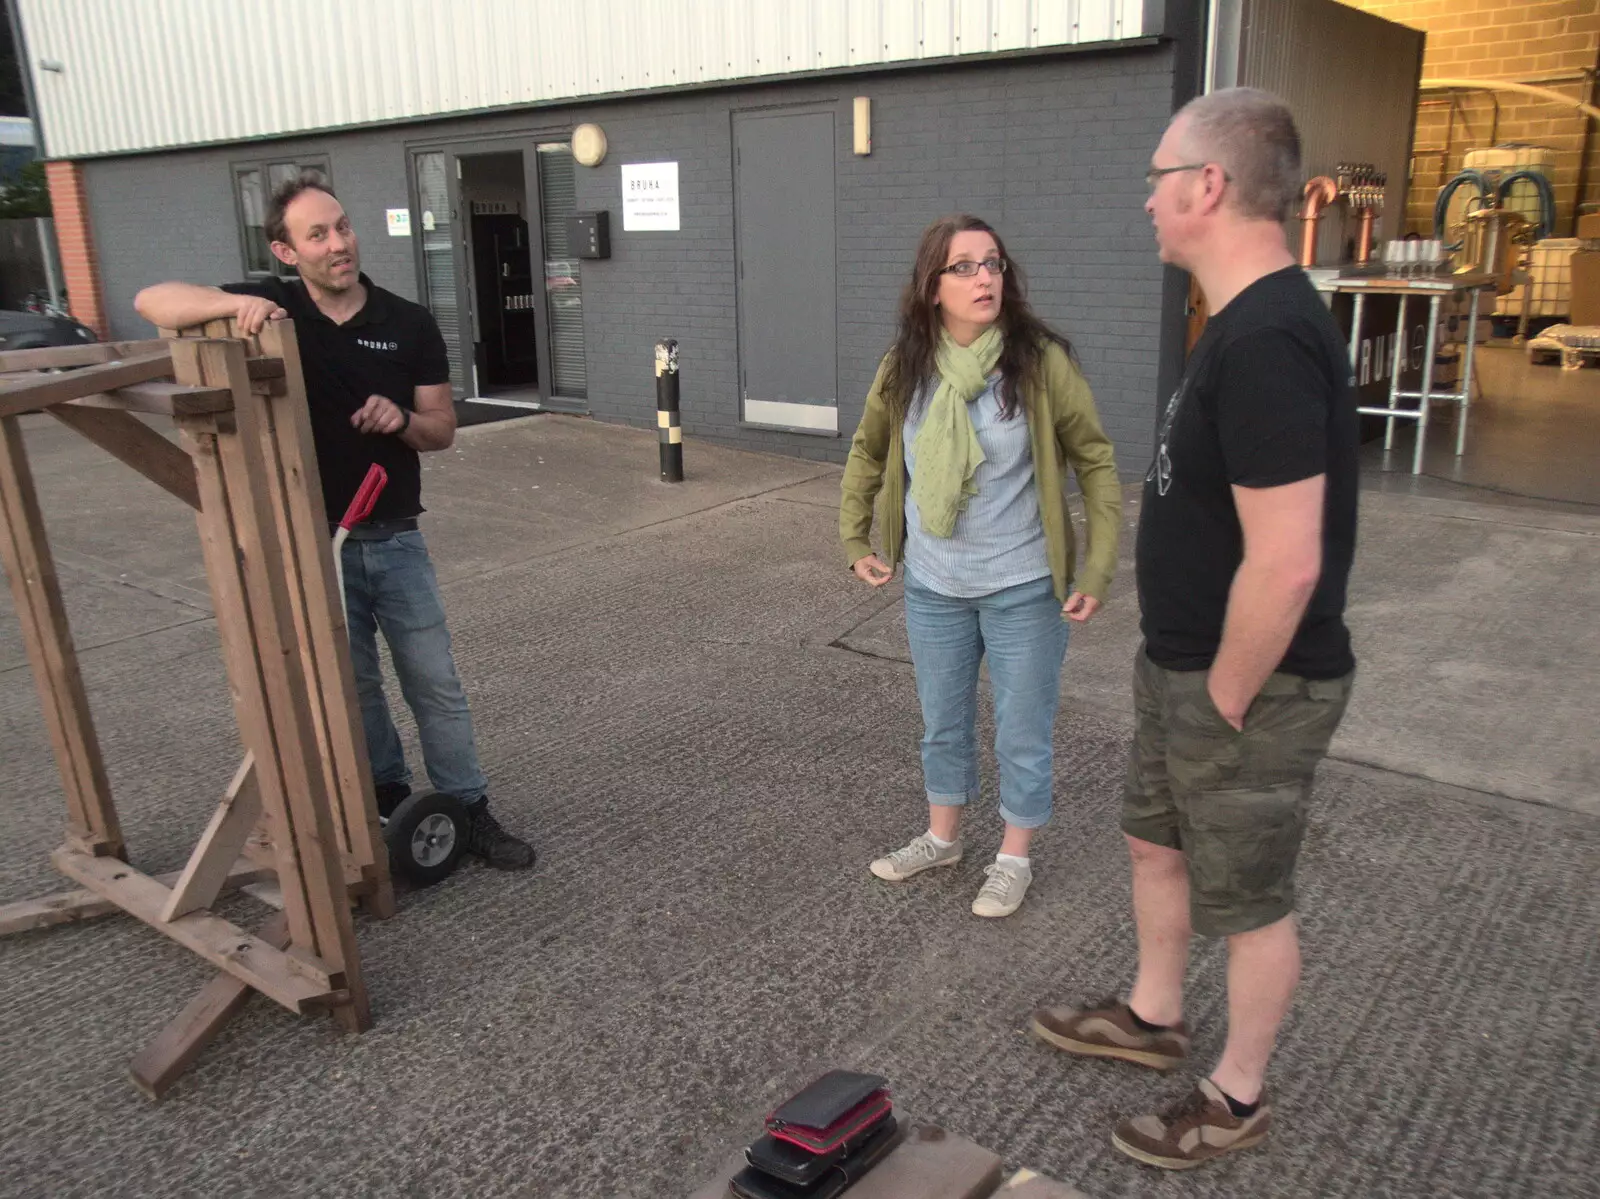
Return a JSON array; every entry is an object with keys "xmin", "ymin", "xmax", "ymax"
[
  {"xmin": 221, "ymin": 274, "xmax": 450, "ymax": 523},
  {"xmin": 1135, "ymin": 266, "xmax": 1358, "ymax": 679}
]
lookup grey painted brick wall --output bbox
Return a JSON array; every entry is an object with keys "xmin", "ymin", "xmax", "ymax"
[{"xmin": 84, "ymin": 43, "xmax": 1177, "ymax": 470}]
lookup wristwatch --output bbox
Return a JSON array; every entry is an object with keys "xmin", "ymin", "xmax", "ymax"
[{"xmin": 396, "ymin": 407, "xmax": 411, "ymax": 435}]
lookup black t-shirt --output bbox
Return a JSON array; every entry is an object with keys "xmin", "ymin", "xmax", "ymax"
[
  {"xmin": 1135, "ymin": 266, "xmax": 1358, "ymax": 679},
  {"xmin": 221, "ymin": 275, "xmax": 450, "ymax": 523}
]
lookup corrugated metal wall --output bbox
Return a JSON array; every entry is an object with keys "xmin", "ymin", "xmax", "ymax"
[
  {"xmin": 1225, "ymin": 0, "xmax": 1424, "ymax": 262},
  {"xmin": 18, "ymin": 0, "xmax": 1149, "ymax": 160}
]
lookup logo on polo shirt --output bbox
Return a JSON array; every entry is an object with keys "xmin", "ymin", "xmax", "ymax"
[{"xmin": 356, "ymin": 337, "xmax": 399, "ymax": 352}]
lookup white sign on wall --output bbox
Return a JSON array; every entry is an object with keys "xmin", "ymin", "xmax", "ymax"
[
  {"xmin": 386, "ymin": 208, "xmax": 412, "ymax": 237},
  {"xmin": 621, "ymin": 162, "xmax": 680, "ymax": 231}
]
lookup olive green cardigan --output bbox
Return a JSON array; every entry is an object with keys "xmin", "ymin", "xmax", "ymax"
[{"xmin": 839, "ymin": 343, "xmax": 1121, "ymax": 602}]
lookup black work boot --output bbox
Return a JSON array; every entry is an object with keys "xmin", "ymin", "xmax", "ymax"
[
  {"xmin": 462, "ymin": 799, "xmax": 536, "ymax": 870},
  {"xmin": 374, "ymin": 781, "xmax": 411, "ymax": 822}
]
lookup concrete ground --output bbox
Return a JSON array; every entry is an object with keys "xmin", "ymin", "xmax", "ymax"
[
  {"xmin": 1, "ymin": 409, "xmax": 1596, "ymax": 1198},
  {"xmin": 1360, "ymin": 344, "xmax": 1600, "ymax": 511}
]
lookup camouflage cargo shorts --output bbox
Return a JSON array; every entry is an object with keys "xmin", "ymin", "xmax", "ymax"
[{"xmin": 1121, "ymin": 645, "xmax": 1354, "ymax": 938}]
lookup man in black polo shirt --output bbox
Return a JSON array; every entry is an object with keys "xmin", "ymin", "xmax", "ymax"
[
  {"xmin": 1029, "ymin": 90, "xmax": 1357, "ymax": 1168},
  {"xmin": 135, "ymin": 174, "xmax": 534, "ymax": 872}
]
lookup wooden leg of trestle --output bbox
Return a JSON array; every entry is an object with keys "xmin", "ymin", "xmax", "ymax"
[
  {"xmin": 172, "ymin": 338, "xmax": 369, "ymax": 1034},
  {"xmin": 256, "ymin": 321, "xmax": 393, "ymax": 918},
  {"xmin": 0, "ymin": 857, "xmax": 272, "ymax": 938},
  {"xmin": 0, "ymin": 415, "xmax": 124, "ymax": 857},
  {"xmin": 128, "ymin": 913, "xmax": 290, "ymax": 1102}
]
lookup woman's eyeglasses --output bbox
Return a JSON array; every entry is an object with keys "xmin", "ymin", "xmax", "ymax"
[{"xmin": 940, "ymin": 257, "xmax": 1008, "ymax": 278}]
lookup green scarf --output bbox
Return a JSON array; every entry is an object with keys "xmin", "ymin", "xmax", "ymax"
[{"xmin": 909, "ymin": 325, "xmax": 1003, "ymax": 538}]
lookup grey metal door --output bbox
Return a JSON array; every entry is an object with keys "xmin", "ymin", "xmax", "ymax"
[{"xmin": 734, "ymin": 109, "xmax": 838, "ymax": 433}]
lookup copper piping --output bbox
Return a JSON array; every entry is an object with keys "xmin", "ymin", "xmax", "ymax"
[
  {"xmin": 1297, "ymin": 176, "xmax": 1340, "ymax": 267},
  {"xmin": 1355, "ymin": 208, "xmax": 1377, "ymax": 264}
]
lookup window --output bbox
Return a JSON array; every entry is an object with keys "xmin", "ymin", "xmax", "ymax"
[{"xmin": 232, "ymin": 157, "xmax": 331, "ymax": 277}]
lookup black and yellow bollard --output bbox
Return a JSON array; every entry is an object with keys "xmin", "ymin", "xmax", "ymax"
[{"xmin": 655, "ymin": 338, "xmax": 684, "ymax": 483}]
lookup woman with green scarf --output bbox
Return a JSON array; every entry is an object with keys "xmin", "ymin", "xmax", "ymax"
[{"xmin": 839, "ymin": 214, "xmax": 1122, "ymax": 918}]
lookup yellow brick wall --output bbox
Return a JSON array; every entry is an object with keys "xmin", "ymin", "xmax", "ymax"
[{"xmin": 1337, "ymin": 0, "xmax": 1599, "ymax": 236}]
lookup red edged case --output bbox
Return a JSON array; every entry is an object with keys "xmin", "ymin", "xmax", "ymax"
[{"xmin": 765, "ymin": 1089, "xmax": 892, "ymax": 1154}]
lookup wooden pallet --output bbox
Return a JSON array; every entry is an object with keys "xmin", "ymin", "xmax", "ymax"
[
  {"xmin": 0, "ymin": 320, "xmax": 393, "ymax": 1099},
  {"xmin": 1527, "ymin": 326, "xmax": 1600, "ymax": 369}
]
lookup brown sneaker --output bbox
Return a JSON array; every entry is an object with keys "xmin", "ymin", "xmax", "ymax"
[
  {"xmin": 1112, "ymin": 1078, "xmax": 1271, "ymax": 1170},
  {"xmin": 1029, "ymin": 997, "xmax": 1190, "ymax": 1071}
]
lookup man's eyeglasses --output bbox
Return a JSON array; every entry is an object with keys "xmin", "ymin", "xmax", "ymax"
[
  {"xmin": 940, "ymin": 257, "xmax": 1008, "ymax": 278},
  {"xmin": 1145, "ymin": 162, "xmax": 1229, "ymax": 191}
]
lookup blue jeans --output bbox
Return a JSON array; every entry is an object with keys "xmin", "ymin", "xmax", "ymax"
[
  {"xmin": 341, "ymin": 530, "xmax": 488, "ymax": 803},
  {"xmin": 902, "ymin": 569, "xmax": 1069, "ymax": 830}
]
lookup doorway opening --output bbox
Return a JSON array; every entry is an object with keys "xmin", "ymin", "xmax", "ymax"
[
  {"xmin": 460, "ymin": 153, "xmax": 540, "ymax": 406},
  {"xmin": 412, "ymin": 141, "xmax": 588, "ymax": 424}
]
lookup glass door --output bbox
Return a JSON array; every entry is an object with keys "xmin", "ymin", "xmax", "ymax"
[
  {"xmin": 410, "ymin": 138, "xmax": 589, "ymax": 411},
  {"xmin": 536, "ymin": 143, "xmax": 587, "ymax": 404},
  {"xmin": 411, "ymin": 149, "xmax": 468, "ymax": 393},
  {"xmin": 414, "ymin": 143, "xmax": 526, "ymax": 400}
]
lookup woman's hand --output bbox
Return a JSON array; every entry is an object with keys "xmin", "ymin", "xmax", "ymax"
[
  {"xmin": 1062, "ymin": 591, "xmax": 1101, "ymax": 622},
  {"xmin": 852, "ymin": 554, "xmax": 895, "ymax": 587}
]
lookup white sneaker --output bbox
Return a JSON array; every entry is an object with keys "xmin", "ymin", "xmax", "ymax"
[
  {"xmin": 971, "ymin": 860, "xmax": 1032, "ymax": 917},
  {"xmin": 869, "ymin": 831, "xmax": 964, "ymax": 881}
]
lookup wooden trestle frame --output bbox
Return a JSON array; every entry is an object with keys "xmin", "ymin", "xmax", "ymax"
[{"xmin": 0, "ymin": 319, "xmax": 393, "ymax": 1099}]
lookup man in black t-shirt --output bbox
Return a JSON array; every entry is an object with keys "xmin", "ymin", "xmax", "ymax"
[
  {"xmin": 135, "ymin": 174, "xmax": 534, "ymax": 873},
  {"xmin": 1029, "ymin": 90, "xmax": 1357, "ymax": 1169}
]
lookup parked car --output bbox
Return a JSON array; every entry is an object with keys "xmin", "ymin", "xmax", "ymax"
[{"xmin": 0, "ymin": 306, "xmax": 98, "ymax": 352}]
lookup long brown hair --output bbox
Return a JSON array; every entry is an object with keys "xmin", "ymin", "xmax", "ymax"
[{"xmin": 881, "ymin": 214, "xmax": 1074, "ymax": 423}]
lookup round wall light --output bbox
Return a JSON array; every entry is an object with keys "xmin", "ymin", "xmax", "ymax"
[{"xmin": 572, "ymin": 123, "xmax": 608, "ymax": 167}]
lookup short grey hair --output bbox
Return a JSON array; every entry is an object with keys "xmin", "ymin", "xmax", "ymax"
[{"xmin": 1176, "ymin": 88, "xmax": 1303, "ymax": 222}]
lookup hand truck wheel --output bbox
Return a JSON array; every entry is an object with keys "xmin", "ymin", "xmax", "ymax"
[{"xmin": 383, "ymin": 791, "xmax": 469, "ymax": 887}]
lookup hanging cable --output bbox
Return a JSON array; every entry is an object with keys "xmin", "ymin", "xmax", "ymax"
[
  {"xmin": 1434, "ymin": 170, "xmax": 1491, "ymax": 247},
  {"xmin": 1495, "ymin": 169, "xmax": 1557, "ymax": 240}
]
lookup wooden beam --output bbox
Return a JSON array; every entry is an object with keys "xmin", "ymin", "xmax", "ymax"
[
  {"xmin": 178, "ymin": 415, "xmax": 323, "ymax": 961},
  {"xmin": 64, "ymin": 831, "xmax": 120, "ymax": 858},
  {"xmin": 128, "ymin": 913, "xmax": 290, "ymax": 1102},
  {"xmin": 64, "ymin": 380, "xmax": 233, "ymax": 417},
  {"xmin": 218, "ymin": 406, "xmax": 372, "ymax": 1017},
  {"xmin": 0, "ymin": 339, "xmax": 168, "ymax": 373},
  {"xmin": 257, "ymin": 320, "xmax": 394, "ymax": 920},
  {"xmin": 173, "ymin": 337, "xmax": 370, "ymax": 1031},
  {"xmin": 51, "ymin": 848, "xmax": 342, "ymax": 1013},
  {"xmin": 0, "ymin": 889, "xmax": 120, "ymax": 936},
  {"xmin": 160, "ymin": 753, "xmax": 263, "ymax": 922},
  {"xmin": 244, "ymin": 389, "xmax": 342, "ymax": 855},
  {"xmin": 0, "ymin": 351, "xmax": 174, "ymax": 418},
  {"xmin": 245, "ymin": 357, "xmax": 286, "ymax": 382},
  {"xmin": 246, "ymin": 356, "xmax": 288, "ymax": 398},
  {"xmin": 238, "ymin": 832, "xmax": 370, "ymax": 895},
  {"xmin": 0, "ymin": 857, "xmax": 273, "ymax": 938},
  {"xmin": 199, "ymin": 336, "xmax": 372, "ymax": 1029},
  {"xmin": 46, "ymin": 406, "xmax": 201, "ymax": 509},
  {"xmin": 0, "ymin": 415, "xmax": 124, "ymax": 856}
]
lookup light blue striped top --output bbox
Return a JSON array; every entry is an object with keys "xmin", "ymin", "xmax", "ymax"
[{"xmin": 903, "ymin": 375, "xmax": 1051, "ymax": 598}]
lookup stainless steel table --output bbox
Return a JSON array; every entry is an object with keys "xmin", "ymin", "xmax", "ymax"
[{"xmin": 1324, "ymin": 272, "xmax": 1500, "ymax": 475}]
